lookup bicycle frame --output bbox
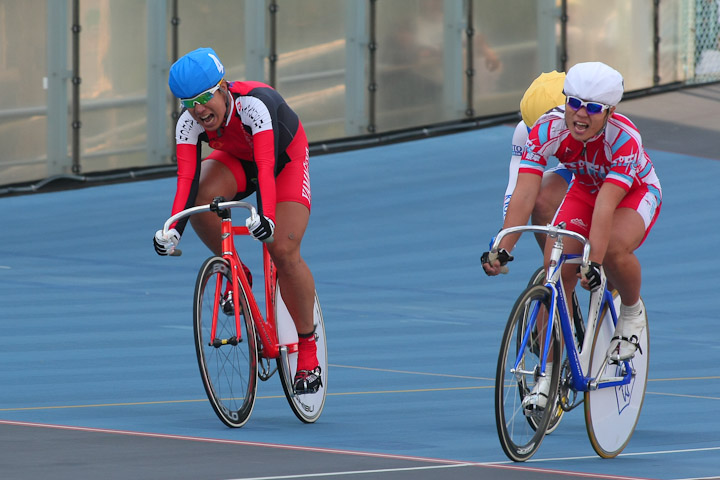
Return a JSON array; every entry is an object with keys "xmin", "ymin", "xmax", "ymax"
[
  {"xmin": 493, "ymin": 225, "xmax": 633, "ymax": 395},
  {"xmin": 163, "ymin": 200, "xmax": 296, "ymax": 361}
]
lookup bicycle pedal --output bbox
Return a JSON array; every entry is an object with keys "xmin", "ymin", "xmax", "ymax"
[
  {"xmin": 293, "ymin": 367, "xmax": 322, "ymax": 395},
  {"xmin": 523, "ymin": 404, "xmax": 546, "ymax": 420}
]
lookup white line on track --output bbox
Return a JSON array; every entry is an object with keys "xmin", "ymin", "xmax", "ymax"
[
  {"xmin": 1, "ymin": 420, "xmax": 717, "ymax": 480},
  {"xmin": 222, "ymin": 463, "xmax": 661, "ymax": 480},
  {"xmin": 222, "ymin": 463, "xmax": 477, "ymax": 480},
  {"xmin": 673, "ymin": 477, "xmax": 720, "ymax": 480},
  {"xmin": 526, "ymin": 445, "xmax": 720, "ymax": 463}
]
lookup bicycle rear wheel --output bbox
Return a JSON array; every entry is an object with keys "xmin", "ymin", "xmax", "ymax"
[
  {"xmin": 194, "ymin": 257, "xmax": 258, "ymax": 428},
  {"xmin": 495, "ymin": 285, "xmax": 561, "ymax": 462},
  {"xmin": 585, "ymin": 294, "xmax": 649, "ymax": 458},
  {"xmin": 275, "ymin": 283, "xmax": 328, "ymax": 423}
]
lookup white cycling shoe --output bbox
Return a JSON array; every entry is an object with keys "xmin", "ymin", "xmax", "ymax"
[
  {"xmin": 523, "ymin": 365, "xmax": 552, "ymax": 411},
  {"xmin": 607, "ymin": 303, "xmax": 645, "ymax": 362}
]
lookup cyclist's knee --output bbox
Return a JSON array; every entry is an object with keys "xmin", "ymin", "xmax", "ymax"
[
  {"xmin": 604, "ymin": 236, "xmax": 636, "ymax": 263},
  {"xmin": 603, "ymin": 248, "xmax": 636, "ymax": 273},
  {"xmin": 268, "ymin": 240, "xmax": 301, "ymax": 268}
]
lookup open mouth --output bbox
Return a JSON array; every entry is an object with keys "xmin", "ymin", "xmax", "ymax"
[
  {"xmin": 199, "ymin": 113, "xmax": 215, "ymax": 125},
  {"xmin": 573, "ymin": 121, "xmax": 589, "ymax": 134}
]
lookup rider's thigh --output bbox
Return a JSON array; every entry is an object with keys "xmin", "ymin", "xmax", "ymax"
[
  {"xmin": 608, "ymin": 208, "xmax": 645, "ymax": 255},
  {"xmin": 189, "ymin": 159, "xmax": 240, "ymax": 255},
  {"xmin": 197, "ymin": 158, "xmax": 240, "ymax": 203}
]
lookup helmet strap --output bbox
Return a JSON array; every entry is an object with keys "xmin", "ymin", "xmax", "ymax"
[{"xmin": 217, "ymin": 84, "xmax": 231, "ymax": 137}]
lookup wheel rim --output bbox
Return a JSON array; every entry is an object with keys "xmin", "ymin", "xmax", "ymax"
[
  {"xmin": 496, "ymin": 285, "xmax": 558, "ymax": 461},
  {"xmin": 195, "ymin": 258, "xmax": 258, "ymax": 427}
]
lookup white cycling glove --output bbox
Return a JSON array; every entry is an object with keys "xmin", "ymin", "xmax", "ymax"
[
  {"xmin": 154, "ymin": 228, "xmax": 180, "ymax": 256},
  {"xmin": 246, "ymin": 215, "xmax": 275, "ymax": 242}
]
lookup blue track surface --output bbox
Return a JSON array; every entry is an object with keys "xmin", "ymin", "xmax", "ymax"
[{"xmin": 1, "ymin": 125, "xmax": 719, "ymax": 479}]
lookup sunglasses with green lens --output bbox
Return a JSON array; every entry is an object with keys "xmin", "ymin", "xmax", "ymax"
[{"xmin": 180, "ymin": 81, "xmax": 222, "ymax": 109}]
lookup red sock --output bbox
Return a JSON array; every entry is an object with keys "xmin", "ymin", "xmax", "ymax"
[{"xmin": 297, "ymin": 331, "xmax": 318, "ymax": 372}]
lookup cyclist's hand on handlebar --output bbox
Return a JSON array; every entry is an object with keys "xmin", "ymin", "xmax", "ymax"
[
  {"xmin": 246, "ymin": 214, "xmax": 275, "ymax": 242},
  {"xmin": 578, "ymin": 261, "xmax": 602, "ymax": 290},
  {"xmin": 154, "ymin": 228, "xmax": 180, "ymax": 256},
  {"xmin": 481, "ymin": 248, "xmax": 513, "ymax": 276}
]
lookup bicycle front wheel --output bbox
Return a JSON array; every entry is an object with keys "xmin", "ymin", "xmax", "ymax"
[
  {"xmin": 585, "ymin": 294, "xmax": 649, "ymax": 458},
  {"xmin": 194, "ymin": 257, "xmax": 258, "ymax": 428},
  {"xmin": 275, "ymin": 283, "xmax": 328, "ymax": 423},
  {"xmin": 525, "ymin": 266, "xmax": 564, "ymax": 435},
  {"xmin": 495, "ymin": 284, "xmax": 561, "ymax": 462}
]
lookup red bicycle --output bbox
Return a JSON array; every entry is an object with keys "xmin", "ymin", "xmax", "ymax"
[{"xmin": 162, "ymin": 198, "xmax": 328, "ymax": 427}]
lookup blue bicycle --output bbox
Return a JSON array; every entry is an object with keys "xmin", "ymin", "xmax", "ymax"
[{"xmin": 492, "ymin": 224, "xmax": 649, "ymax": 462}]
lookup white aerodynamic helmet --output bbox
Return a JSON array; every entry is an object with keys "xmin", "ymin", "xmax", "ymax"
[{"xmin": 564, "ymin": 62, "xmax": 624, "ymax": 106}]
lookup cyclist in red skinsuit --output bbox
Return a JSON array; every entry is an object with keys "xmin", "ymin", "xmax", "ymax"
[
  {"xmin": 482, "ymin": 62, "xmax": 662, "ymax": 408},
  {"xmin": 153, "ymin": 47, "xmax": 321, "ymax": 395}
]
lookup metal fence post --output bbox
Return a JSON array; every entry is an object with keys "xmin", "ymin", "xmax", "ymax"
[
  {"xmin": 244, "ymin": 0, "xmax": 267, "ymax": 82},
  {"xmin": 345, "ymin": 0, "xmax": 369, "ymax": 136},
  {"xmin": 147, "ymin": 0, "xmax": 169, "ymax": 166},
  {"xmin": 46, "ymin": 0, "xmax": 70, "ymax": 176}
]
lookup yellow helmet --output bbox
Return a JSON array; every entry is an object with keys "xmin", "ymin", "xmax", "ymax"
[{"xmin": 519, "ymin": 70, "xmax": 566, "ymax": 128}]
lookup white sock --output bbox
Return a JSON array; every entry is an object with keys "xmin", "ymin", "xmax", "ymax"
[
  {"xmin": 620, "ymin": 299, "xmax": 643, "ymax": 317},
  {"xmin": 619, "ymin": 300, "xmax": 644, "ymax": 335},
  {"xmin": 537, "ymin": 363, "xmax": 552, "ymax": 394}
]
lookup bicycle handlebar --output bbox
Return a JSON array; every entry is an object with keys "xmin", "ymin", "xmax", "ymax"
[
  {"xmin": 162, "ymin": 200, "xmax": 273, "ymax": 256},
  {"xmin": 491, "ymin": 224, "xmax": 592, "ymax": 268}
]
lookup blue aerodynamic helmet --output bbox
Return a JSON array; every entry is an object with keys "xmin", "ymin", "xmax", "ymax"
[{"xmin": 168, "ymin": 47, "xmax": 225, "ymax": 99}]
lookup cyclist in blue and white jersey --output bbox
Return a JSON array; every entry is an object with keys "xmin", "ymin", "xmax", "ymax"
[{"xmin": 502, "ymin": 71, "xmax": 569, "ymax": 250}]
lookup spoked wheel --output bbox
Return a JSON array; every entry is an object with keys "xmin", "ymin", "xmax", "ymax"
[
  {"xmin": 525, "ymin": 267, "xmax": 564, "ymax": 435},
  {"xmin": 585, "ymin": 293, "xmax": 649, "ymax": 458},
  {"xmin": 275, "ymin": 283, "xmax": 328, "ymax": 423},
  {"xmin": 495, "ymin": 284, "xmax": 561, "ymax": 462},
  {"xmin": 194, "ymin": 257, "xmax": 258, "ymax": 428}
]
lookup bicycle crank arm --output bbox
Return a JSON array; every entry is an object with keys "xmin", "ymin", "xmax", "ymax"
[{"xmin": 279, "ymin": 346, "xmax": 296, "ymax": 397}]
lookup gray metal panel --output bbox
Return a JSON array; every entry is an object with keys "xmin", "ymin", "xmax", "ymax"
[
  {"xmin": 443, "ymin": 0, "xmax": 465, "ymax": 119},
  {"xmin": 46, "ymin": 0, "xmax": 70, "ymax": 176},
  {"xmin": 537, "ymin": 0, "xmax": 560, "ymax": 72},
  {"xmin": 147, "ymin": 0, "xmax": 170, "ymax": 166},
  {"xmin": 344, "ymin": 0, "xmax": 368, "ymax": 136},
  {"xmin": 245, "ymin": 0, "xmax": 267, "ymax": 82}
]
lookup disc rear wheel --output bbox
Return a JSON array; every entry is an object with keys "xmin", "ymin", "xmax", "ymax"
[
  {"xmin": 275, "ymin": 283, "xmax": 328, "ymax": 423},
  {"xmin": 585, "ymin": 294, "xmax": 649, "ymax": 457}
]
